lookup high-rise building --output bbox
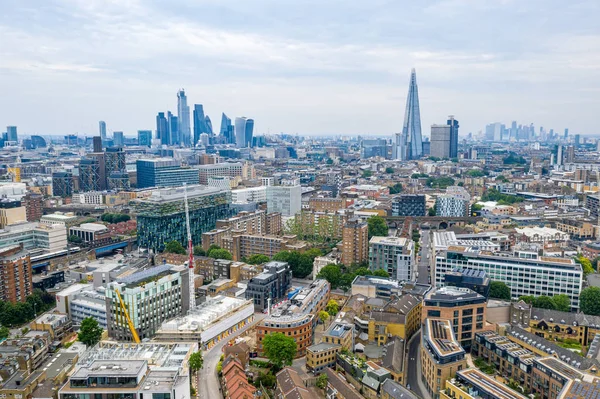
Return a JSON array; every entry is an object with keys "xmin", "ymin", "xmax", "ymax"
[
  {"xmin": 52, "ymin": 172, "xmax": 73, "ymax": 197},
  {"xmin": 235, "ymin": 117, "xmax": 254, "ymax": 148},
  {"xmin": 361, "ymin": 139, "xmax": 388, "ymax": 158},
  {"xmin": 105, "ymin": 147, "xmax": 127, "ymax": 190},
  {"xmin": 92, "ymin": 136, "xmax": 102, "ymax": 152},
  {"xmin": 6, "ymin": 126, "xmax": 18, "ymax": 143},
  {"xmin": 220, "ymin": 113, "xmax": 234, "ymax": 144},
  {"xmin": 399, "ymin": 69, "xmax": 422, "ymax": 160},
  {"xmin": 156, "ymin": 112, "xmax": 169, "ymax": 145},
  {"xmin": 132, "ymin": 185, "xmax": 232, "ymax": 252},
  {"xmin": 113, "ymin": 131, "xmax": 124, "ymax": 147},
  {"xmin": 435, "ymin": 186, "xmax": 471, "ymax": 217},
  {"xmin": 575, "ymin": 134, "xmax": 581, "ymax": 147},
  {"xmin": 78, "ymin": 158, "xmax": 102, "ymax": 192},
  {"xmin": 245, "ymin": 261, "xmax": 292, "ymax": 311},
  {"xmin": 266, "ymin": 183, "xmax": 301, "ymax": 217},
  {"xmin": 392, "ymin": 194, "xmax": 426, "ymax": 216},
  {"xmin": 0, "ymin": 244, "xmax": 32, "ymax": 303},
  {"xmin": 22, "ymin": 193, "xmax": 43, "ymax": 222},
  {"xmin": 430, "ymin": 124, "xmax": 451, "ymax": 159},
  {"xmin": 136, "ymin": 158, "xmax": 199, "ymax": 189},
  {"xmin": 193, "ymin": 104, "xmax": 208, "ymax": 145},
  {"xmin": 168, "ymin": 111, "xmax": 179, "ymax": 145},
  {"xmin": 98, "ymin": 121, "xmax": 106, "ymax": 140},
  {"xmin": 197, "ymin": 162, "xmax": 245, "ymax": 185},
  {"xmin": 177, "ymin": 89, "xmax": 191, "ymax": 146},
  {"xmin": 564, "ymin": 128, "xmax": 569, "ymax": 139},
  {"xmin": 342, "ymin": 218, "xmax": 369, "ymax": 266},
  {"xmin": 137, "ymin": 130, "xmax": 152, "ymax": 147},
  {"xmin": 205, "ymin": 115, "xmax": 213, "ymax": 135},
  {"xmin": 368, "ymin": 236, "xmax": 415, "ymax": 281},
  {"xmin": 448, "ymin": 115, "xmax": 459, "ymax": 158}
]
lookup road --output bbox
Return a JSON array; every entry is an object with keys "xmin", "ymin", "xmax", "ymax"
[
  {"xmin": 406, "ymin": 330, "xmax": 432, "ymax": 399},
  {"xmin": 417, "ymin": 230, "xmax": 432, "ymax": 285},
  {"xmin": 197, "ymin": 313, "xmax": 266, "ymax": 399}
]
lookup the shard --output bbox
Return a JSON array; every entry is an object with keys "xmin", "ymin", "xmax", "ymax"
[{"xmin": 395, "ymin": 69, "xmax": 423, "ymax": 160}]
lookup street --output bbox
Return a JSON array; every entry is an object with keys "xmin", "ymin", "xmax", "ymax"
[
  {"xmin": 197, "ymin": 313, "xmax": 266, "ymax": 399},
  {"xmin": 406, "ymin": 330, "xmax": 431, "ymax": 399},
  {"xmin": 417, "ymin": 229, "xmax": 432, "ymax": 285}
]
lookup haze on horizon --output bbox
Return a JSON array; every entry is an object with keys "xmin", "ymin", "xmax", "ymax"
[{"xmin": 0, "ymin": 0, "xmax": 599, "ymax": 137}]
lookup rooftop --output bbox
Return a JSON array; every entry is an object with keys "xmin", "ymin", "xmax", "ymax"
[
  {"xmin": 457, "ymin": 368, "xmax": 528, "ymax": 399},
  {"xmin": 425, "ymin": 286, "xmax": 486, "ymax": 303},
  {"xmin": 424, "ymin": 318, "xmax": 464, "ymax": 358}
]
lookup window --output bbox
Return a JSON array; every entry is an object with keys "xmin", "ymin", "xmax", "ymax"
[{"xmin": 428, "ymin": 310, "xmax": 441, "ymax": 317}]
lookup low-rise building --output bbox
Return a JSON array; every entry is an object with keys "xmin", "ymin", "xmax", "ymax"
[
  {"xmin": 440, "ymin": 368, "xmax": 529, "ymax": 399},
  {"xmin": 368, "ymin": 236, "xmax": 415, "ymax": 281},
  {"xmin": 29, "ymin": 313, "xmax": 72, "ymax": 342},
  {"xmin": 306, "ymin": 342, "xmax": 341, "ymax": 374},
  {"xmin": 275, "ymin": 367, "xmax": 311, "ymax": 399}
]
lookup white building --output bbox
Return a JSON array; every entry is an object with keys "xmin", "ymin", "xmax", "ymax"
[
  {"xmin": 40, "ymin": 212, "xmax": 79, "ymax": 227},
  {"xmin": 515, "ymin": 227, "xmax": 570, "ymax": 245},
  {"xmin": 0, "ymin": 222, "xmax": 67, "ymax": 252},
  {"xmin": 69, "ymin": 288, "xmax": 108, "ymax": 328},
  {"xmin": 312, "ymin": 254, "xmax": 339, "ymax": 279},
  {"xmin": 207, "ymin": 176, "xmax": 233, "ymax": 191},
  {"xmin": 69, "ymin": 223, "xmax": 109, "ymax": 242},
  {"xmin": 368, "ymin": 236, "xmax": 415, "ymax": 281},
  {"xmin": 267, "ymin": 184, "xmax": 302, "ymax": 217},
  {"xmin": 72, "ymin": 191, "xmax": 104, "ymax": 205},
  {"xmin": 436, "ymin": 186, "xmax": 471, "ymax": 217},
  {"xmin": 231, "ymin": 186, "xmax": 267, "ymax": 203},
  {"xmin": 0, "ymin": 183, "xmax": 27, "ymax": 200}
]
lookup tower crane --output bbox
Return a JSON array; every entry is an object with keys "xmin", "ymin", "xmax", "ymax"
[
  {"xmin": 115, "ymin": 288, "xmax": 140, "ymax": 343},
  {"xmin": 183, "ymin": 183, "xmax": 196, "ymax": 310}
]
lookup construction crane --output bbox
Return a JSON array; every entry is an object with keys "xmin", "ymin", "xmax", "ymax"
[
  {"xmin": 115, "ymin": 288, "xmax": 140, "ymax": 343},
  {"xmin": 183, "ymin": 183, "xmax": 196, "ymax": 311}
]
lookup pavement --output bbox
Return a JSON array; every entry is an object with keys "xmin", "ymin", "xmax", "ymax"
[
  {"xmin": 197, "ymin": 312, "xmax": 266, "ymax": 399},
  {"xmin": 406, "ymin": 329, "xmax": 432, "ymax": 399}
]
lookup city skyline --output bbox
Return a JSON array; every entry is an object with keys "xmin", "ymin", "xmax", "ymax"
[{"xmin": 1, "ymin": 1, "xmax": 598, "ymax": 136}]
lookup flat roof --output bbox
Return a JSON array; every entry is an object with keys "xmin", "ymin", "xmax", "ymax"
[
  {"xmin": 425, "ymin": 318, "xmax": 464, "ymax": 358},
  {"xmin": 458, "ymin": 369, "xmax": 528, "ymax": 399}
]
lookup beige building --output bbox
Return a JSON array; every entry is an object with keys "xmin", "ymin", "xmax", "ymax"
[
  {"xmin": 0, "ymin": 203, "xmax": 26, "ymax": 228},
  {"xmin": 342, "ymin": 218, "xmax": 369, "ymax": 266}
]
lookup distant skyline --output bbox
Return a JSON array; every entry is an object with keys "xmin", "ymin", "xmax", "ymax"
[{"xmin": 1, "ymin": 0, "xmax": 599, "ymax": 136}]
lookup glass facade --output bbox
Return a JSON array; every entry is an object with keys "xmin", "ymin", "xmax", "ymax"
[{"xmin": 402, "ymin": 68, "xmax": 422, "ymax": 160}]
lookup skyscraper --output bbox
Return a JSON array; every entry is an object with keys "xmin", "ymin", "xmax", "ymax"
[
  {"xmin": 99, "ymin": 121, "xmax": 106, "ymax": 140},
  {"xmin": 235, "ymin": 117, "xmax": 253, "ymax": 148},
  {"xmin": 156, "ymin": 112, "xmax": 169, "ymax": 145},
  {"xmin": 92, "ymin": 136, "xmax": 102, "ymax": 152},
  {"xmin": 400, "ymin": 69, "xmax": 423, "ymax": 160},
  {"xmin": 138, "ymin": 130, "xmax": 152, "ymax": 147},
  {"xmin": 220, "ymin": 113, "xmax": 234, "ymax": 144},
  {"xmin": 6, "ymin": 126, "xmax": 17, "ymax": 143},
  {"xmin": 168, "ymin": 111, "xmax": 179, "ymax": 145},
  {"xmin": 205, "ymin": 116, "xmax": 213, "ymax": 135},
  {"xmin": 177, "ymin": 89, "xmax": 191, "ymax": 146},
  {"xmin": 193, "ymin": 104, "xmax": 206, "ymax": 146},
  {"xmin": 430, "ymin": 124, "xmax": 451, "ymax": 159},
  {"xmin": 448, "ymin": 115, "xmax": 459, "ymax": 158},
  {"xmin": 113, "ymin": 131, "xmax": 124, "ymax": 147}
]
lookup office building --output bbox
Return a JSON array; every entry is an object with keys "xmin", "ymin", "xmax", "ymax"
[
  {"xmin": 234, "ymin": 117, "xmax": 254, "ymax": 148},
  {"xmin": 0, "ymin": 244, "xmax": 32, "ymax": 303},
  {"xmin": 342, "ymin": 218, "xmax": 369, "ymax": 266},
  {"xmin": 369, "ymin": 236, "xmax": 415, "ymax": 281},
  {"xmin": 197, "ymin": 162, "xmax": 244, "ymax": 184},
  {"xmin": 92, "ymin": 136, "xmax": 102, "ymax": 152},
  {"xmin": 431, "ymin": 117, "xmax": 460, "ymax": 159},
  {"xmin": 391, "ymin": 194, "xmax": 426, "ymax": 216},
  {"xmin": 58, "ymin": 342, "xmax": 196, "ymax": 399},
  {"xmin": 421, "ymin": 318, "xmax": 467, "ymax": 399},
  {"xmin": 448, "ymin": 116, "xmax": 459, "ymax": 158},
  {"xmin": 436, "ymin": 186, "xmax": 471, "ymax": 217},
  {"xmin": 220, "ymin": 113, "xmax": 235, "ymax": 144},
  {"xmin": 167, "ymin": 111, "xmax": 179, "ymax": 145},
  {"xmin": 78, "ymin": 158, "xmax": 102, "ymax": 192},
  {"xmin": 422, "ymin": 286, "xmax": 489, "ymax": 350},
  {"xmin": 394, "ymin": 69, "xmax": 422, "ymax": 160},
  {"xmin": 6, "ymin": 125, "xmax": 18, "ymax": 143},
  {"xmin": 443, "ymin": 268, "xmax": 490, "ymax": 298},
  {"xmin": 361, "ymin": 139, "xmax": 388, "ymax": 158},
  {"xmin": 156, "ymin": 112, "xmax": 169, "ymax": 145},
  {"xmin": 136, "ymin": 158, "xmax": 199, "ymax": 188},
  {"xmin": 266, "ymin": 183, "xmax": 302, "ymax": 216},
  {"xmin": 177, "ymin": 89, "xmax": 191, "ymax": 146},
  {"xmin": 137, "ymin": 130, "xmax": 152, "ymax": 147},
  {"xmin": 113, "ymin": 131, "xmax": 124, "ymax": 147},
  {"xmin": 105, "ymin": 264, "xmax": 188, "ymax": 340},
  {"xmin": 132, "ymin": 185, "xmax": 231, "ymax": 252},
  {"xmin": 245, "ymin": 261, "xmax": 292, "ymax": 311},
  {"xmin": 256, "ymin": 279, "xmax": 330, "ymax": 357},
  {"xmin": 68, "ymin": 289, "xmax": 108, "ymax": 328},
  {"xmin": 435, "ymin": 248, "xmax": 583, "ymax": 308},
  {"xmin": 0, "ymin": 199, "xmax": 26, "ymax": 228},
  {"xmin": 306, "ymin": 343, "xmax": 340, "ymax": 374},
  {"xmin": 69, "ymin": 223, "xmax": 110, "ymax": 243},
  {"xmin": 98, "ymin": 120, "xmax": 106, "ymax": 140},
  {"xmin": 193, "ymin": 104, "xmax": 210, "ymax": 145},
  {"xmin": 0, "ymin": 222, "xmax": 67, "ymax": 252}
]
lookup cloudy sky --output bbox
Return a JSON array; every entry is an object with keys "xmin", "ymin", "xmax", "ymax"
[{"xmin": 1, "ymin": 0, "xmax": 599, "ymax": 137}]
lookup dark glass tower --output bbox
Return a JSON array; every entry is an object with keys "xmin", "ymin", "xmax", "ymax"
[
  {"xmin": 156, "ymin": 112, "xmax": 169, "ymax": 145},
  {"xmin": 448, "ymin": 115, "xmax": 459, "ymax": 158},
  {"xmin": 402, "ymin": 68, "xmax": 423, "ymax": 160}
]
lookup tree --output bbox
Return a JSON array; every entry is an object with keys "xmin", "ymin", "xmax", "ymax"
[
  {"xmin": 208, "ymin": 249, "xmax": 233, "ymax": 260},
  {"xmin": 165, "ymin": 240, "xmax": 186, "ymax": 255},
  {"xmin": 466, "ymin": 170, "xmax": 486, "ymax": 177},
  {"xmin": 0, "ymin": 326, "xmax": 9, "ymax": 339},
  {"xmin": 255, "ymin": 372, "xmax": 277, "ymax": 388},
  {"xmin": 316, "ymin": 373, "xmax": 328, "ymax": 389},
  {"xmin": 68, "ymin": 234, "xmax": 82, "ymax": 243},
  {"xmin": 367, "ymin": 216, "xmax": 388, "ymax": 238},
  {"xmin": 385, "ymin": 167, "xmax": 394, "ymax": 174},
  {"xmin": 496, "ymin": 175, "xmax": 510, "ymax": 183},
  {"xmin": 389, "ymin": 183, "xmax": 403, "ymax": 194},
  {"xmin": 362, "ymin": 170, "xmax": 373, "ymax": 178},
  {"xmin": 318, "ymin": 310, "xmax": 329, "ymax": 325},
  {"xmin": 193, "ymin": 245, "xmax": 206, "ymax": 256},
  {"xmin": 188, "ymin": 351, "xmax": 204, "ymax": 372},
  {"xmin": 274, "ymin": 249, "xmax": 322, "ymax": 279},
  {"xmin": 372, "ymin": 269, "xmax": 390, "ymax": 278},
  {"xmin": 354, "ymin": 267, "xmax": 370, "ymax": 276},
  {"xmin": 246, "ymin": 254, "xmax": 270, "ymax": 265},
  {"xmin": 518, "ymin": 295, "xmax": 535, "ymax": 304},
  {"xmin": 262, "ymin": 332, "xmax": 297, "ymax": 369},
  {"xmin": 428, "ymin": 207, "xmax": 436, "ymax": 216},
  {"xmin": 78, "ymin": 317, "xmax": 103, "ymax": 347},
  {"xmin": 317, "ymin": 264, "xmax": 343, "ymax": 289},
  {"xmin": 471, "ymin": 203, "xmax": 484, "ymax": 213},
  {"xmin": 551, "ymin": 294, "xmax": 571, "ymax": 312},
  {"xmin": 575, "ymin": 255, "xmax": 594, "ymax": 275},
  {"xmin": 581, "ymin": 287, "xmax": 600, "ymax": 315},
  {"xmin": 532, "ymin": 296, "xmax": 555, "ymax": 309},
  {"xmin": 326, "ymin": 300, "xmax": 339, "ymax": 316},
  {"xmin": 489, "ymin": 281, "xmax": 511, "ymax": 301}
]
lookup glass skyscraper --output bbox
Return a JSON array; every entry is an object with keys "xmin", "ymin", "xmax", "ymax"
[
  {"xmin": 177, "ymin": 89, "xmax": 191, "ymax": 146},
  {"xmin": 168, "ymin": 111, "xmax": 179, "ymax": 145},
  {"xmin": 193, "ymin": 104, "xmax": 206, "ymax": 146},
  {"xmin": 235, "ymin": 117, "xmax": 254, "ymax": 148},
  {"xmin": 98, "ymin": 121, "xmax": 106, "ymax": 140},
  {"xmin": 138, "ymin": 130, "xmax": 152, "ymax": 147},
  {"xmin": 396, "ymin": 69, "xmax": 423, "ymax": 160},
  {"xmin": 156, "ymin": 112, "xmax": 169, "ymax": 145},
  {"xmin": 220, "ymin": 113, "xmax": 234, "ymax": 144}
]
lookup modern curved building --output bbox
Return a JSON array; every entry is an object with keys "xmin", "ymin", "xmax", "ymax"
[{"xmin": 234, "ymin": 117, "xmax": 254, "ymax": 148}]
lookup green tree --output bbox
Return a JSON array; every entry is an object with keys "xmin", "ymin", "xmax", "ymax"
[
  {"xmin": 372, "ymin": 269, "xmax": 390, "ymax": 278},
  {"xmin": 0, "ymin": 326, "xmax": 9, "ymax": 339},
  {"xmin": 518, "ymin": 295, "xmax": 535, "ymax": 304},
  {"xmin": 581, "ymin": 287, "xmax": 600, "ymax": 315},
  {"xmin": 575, "ymin": 255, "xmax": 594, "ymax": 275},
  {"xmin": 318, "ymin": 310, "xmax": 329, "ymax": 324},
  {"xmin": 551, "ymin": 294, "xmax": 571, "ymax": 312},
  {"xmin": 246, "ymin": 254, "xmax": 270, "ymax": 265},
  {"xmin": 389, "ymin": 183, "xmax": 403, "ymax": 194},
  {"xmin": 317, "ymin": 264, "xmax": 343, "ymax": 289},
  {"xmin": 428, "ymin": 157, "xmax": 440, "ymax": 162},
  {"xmin": 262, "ymin": 332, "xmax": 297, "ymax": 369},
  {"xmin": 208, "ymin": 249, "xmax": 233, "ymax": 260},
  {"xmin": 193, "ymin": 245, "xmax": 206, "ymax": 256},
  {"xmin": 255, "ymin": 372, "xmax": 277, "ymax": 388},
  {"xmin": 426, "ymin": 176, "xmax": 455, "ymax": 189},
  {"xmin": 428, "ymin": 207, "xmax": 436, "ymax": 216},
  {"xmin": 411, "ymin": 173, "xmax": 429, "ymax": 178},
  {"xmin": 466, "ymin": 170, "xmax": 486, "ymax": 177},
  {"xmin": 326, "ymin": 300, "xmax": 339, "ymax": 316},
  {"xmin": 367, "ymin": 216, "xmax": 388, "ymax": 238},
  {"xmin": 385, "ymin": 167, "xmax": 394, "ymax": 174},
  {"xmin": 353, "ymin": 267, "xmax": 370, "ymax": 276},
  {"xmin": 532, "ymin": 296, "xmax": 555, "ymax": 309},
  {"xmin": 362, "ymin": 170, "xmax": 373, "ymax": 178},
  {"xmin": 489, "ymin": 281, "xmax": 511, "ymax": 300},
  {"xmin": 503, "ymin": 153, "xmax": 526, "ymax": 165},
  {"xmin": 78, "ymin": 317, "xmax": 103, "ymax": 347},
  {"xmin": 68, "ymin": 234, "xmax": 83, "ymax": 243},
  {"xmin": 165, "ymin": 240, "xmax": 186, "ymax": 255},
  {"xmin": 316, "ymin": 373, "xmax": 328, "ymax": 389},
  {"xmin": 188, "ymin": 351, "xmax": 204, "ymax": 372},
  {"xmin": 496, "ymin": 175, "xmax": 510, "ymax": 183},
  {"xmin": 471, "ymin": 203, "xmax": 484, "ymax": 213},
  {"xmin": 274, "ymin": 249, "xmax": 321, "ymax": 279}
]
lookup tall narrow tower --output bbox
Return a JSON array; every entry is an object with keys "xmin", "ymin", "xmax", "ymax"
[
  {"xmin": 402, "ymin": 69, "xmax": 423, "ymax": 160},
  {"xmin": 177, "ymin": 89, "xmax": 191, "ymax": 146}
]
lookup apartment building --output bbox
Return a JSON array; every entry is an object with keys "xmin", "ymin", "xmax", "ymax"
[
  {"xmin": 266, "ymin": 183, "xmax": 302, "ymax": 216},
  {"xmin": 391, "ymin": 194, "xmax": 426, "ymax": 217},
  {"xmin": 197, "ymin": 162, "xmax": 244, "ymax": 184},
  {"xmin": 306, "ymin": 343, "xmax": 341, "ymax": 374},
  {"xmin": 369, "ymin": 236, "xmax": 415, "ymax": 281},
  {"xmin": 441, "ymin": 369, "xmax": 529, "ymax": 399},
  {"xmin": 216, "ymin": 210, "xmax": 266, "ymax": 235},
  {"xmin": 435, "ymin": 249, "xmax": 583, "ymax": 309},
  {"xmin": 245, "ymin": 261, "xmax": 292, "ymax": 310},
  {"xmin": 309, "ymin": 197, "xmax": 347, "ymax": 212},
  {"xmin": 342, "ymin": 218, "xmax": 369, "ymax": 266},
  {"xmin": 555, "ymin": 219, "xmax": 595, "ymax": 240},
  {"xmin": 231, "ymin": 186, "xmax": 267, "ymax": 203},
  {"xmin": 295, "ymin": 210, "xmax": 348, "ymax": 240},
  {"xmin": 0, "ymin": 244, "xmax": 32, "ymax": 303}
]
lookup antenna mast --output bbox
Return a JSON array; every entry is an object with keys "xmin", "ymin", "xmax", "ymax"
[{"xmin": 183, "ymin": 183, "xmax": 195, "ymax": 310}]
